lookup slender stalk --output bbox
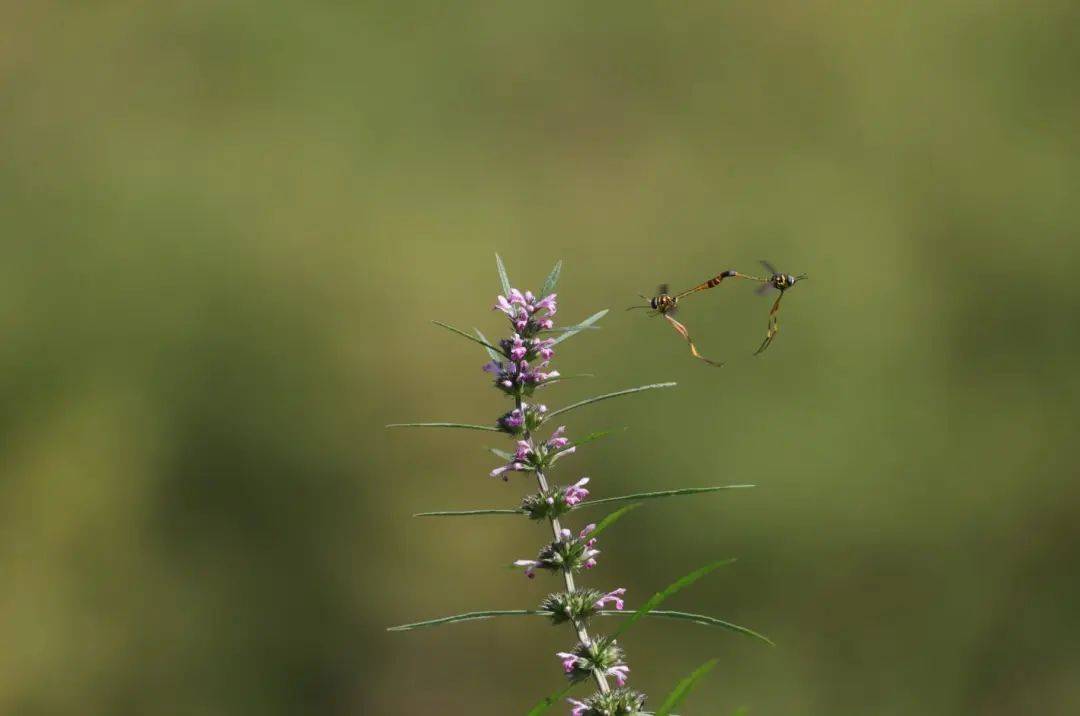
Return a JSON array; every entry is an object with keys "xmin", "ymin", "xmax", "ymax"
[{"xmin": 519, "ymin": 395, "xmax": 611, "ymax": 695}]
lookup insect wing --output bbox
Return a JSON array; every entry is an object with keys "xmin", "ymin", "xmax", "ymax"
[{"xmin": 759, "ymin": 260, "xmax": 778, "ymax": 276}]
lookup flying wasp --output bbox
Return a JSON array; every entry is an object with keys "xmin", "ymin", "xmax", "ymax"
[
  {"xmin": 628, "ymin": 270, "xmax": 746, "ymax": 366},
  {"xmin": 746, "ymin": 260, "xmax": 808, "ymax": 355}
]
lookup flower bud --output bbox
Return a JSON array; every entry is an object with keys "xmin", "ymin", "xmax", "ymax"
[
  {"xmin": 540, "ymin": 588, "xmax": 606, "ymax": 625},
  {"xmin": 556, "ymin": 637, "xmax": 628, "ymax": 685},
  {"xmin": 567, "ymin": 688, "xmax": 647, "ymax": 716},
  {"xmin": 521, "ymin": 478, "xmax": 589, "ymax": 520},
  {"xmin": 512, "ymin": 525, "xmax": 603, "ymax": 578}
]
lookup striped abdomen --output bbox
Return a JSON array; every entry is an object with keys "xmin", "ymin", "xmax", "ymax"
[{"xmin": 706, "ymin": 270, "xmax": 738, "ymax": 288}]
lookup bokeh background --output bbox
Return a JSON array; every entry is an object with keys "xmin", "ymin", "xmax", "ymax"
[{"xmin": 3, "ymin": 1, "xmax": 1079, "ymax": 714}]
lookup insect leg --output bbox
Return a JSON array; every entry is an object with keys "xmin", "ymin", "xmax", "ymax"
[
  {"xmin": 664, "ymin": 314, "xmax": 724, "ymax": 367},
  {"xmin": 754, "ymin": 292, "xmax": 784, "ymax": 356}
]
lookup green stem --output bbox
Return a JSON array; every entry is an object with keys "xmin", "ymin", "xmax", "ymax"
[{"xmin": 519, "ymin": 394, "xmax": 611, "ymax": 695}]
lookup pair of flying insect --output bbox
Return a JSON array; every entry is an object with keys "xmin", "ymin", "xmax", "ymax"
[{"xmin": 629, "ymin": 260, "xmax": 807, "ymax": 366}]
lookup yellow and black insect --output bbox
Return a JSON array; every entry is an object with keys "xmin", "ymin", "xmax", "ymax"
[
  {"xmin": 628, "ymin": 270, "xmax": 745, "ymax": 366},
  {"xmin": 745, "ymin": 260, "xmax": 808, "ymax": 355}
]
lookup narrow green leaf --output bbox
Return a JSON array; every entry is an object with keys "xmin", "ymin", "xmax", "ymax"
[
  {"xmin": 495, "ymin": 253, "xmax": 512, "ymax": 297},
  {"xmin": 548, "ymin": 429, "xmax": 621, "ymax": 466},
  {"xmin": 412, "ymin": 507, "xmax": 522, "ymax": 518},
  {"xmin": 488, "ymin": 446, "xmax": 514, "ymax": 461},
  {"xmin": 412, "ymin": 484, "xmax": 754, "ymax": 518},
  {"xmin": 526, "ymin": 682, "xmax": 576, "ymax": 716},
  {"xmin": 567, "ymin": 428, "xmax": 623, "ymax": 449},
  {"xmin": 386, "ymin": 422, "xmax": 500, "ymax": 432},
  {"xmin": 547, "ymin": 451, "xmax": 571, "ymax": 467},
  {"xmin": 432, "ymin": 320, "xmax": 501, "ymax": 354},
  {"xmin": 414, "ymin": 508, "xmax": 524, "ymax": 517},
  {"xmin": 541, "ymin": 259, "xmax": 562, "ymax": 298},
  {"xmin": 611, "ymin": 560, "xmax": 735, "ymax": 640},
  {"xmin": 534, "ymin": 374, "xmax": 594, "ymax": 389},
  {"xmin": 387, "ymin": 609, "xmax": 542, "ymax": 632},
  {"xmin": 588, "ymin": 503, "xmax": 641, "ymax": 538},
  {"xmin": 600, "ymin": 609, "xmax": 773, "ymax": 646},
  {"xmin": 474, "ymin": 327, "xmax": 503, "ymax": 362},
  {"xmin": 654, "ymin": 658, "xmax": 720, "ymax": 716},
  {"xmin": 545, "ymin": 382, "xmax": 677, "ymax": 421},
  {"xmin": 540, "ymin": 324, "xmax": 601, "ymax": 334},
  {"xmin": 580, "ymin": 485, "xmax": 755, "ymax": 509},
  {"xmin": 550, "ymin": 309, "xmax": 609, "ymax": 345},
  {"xmin": 387, "ymin": 605, "xmax": 772, "ymax": 645}
]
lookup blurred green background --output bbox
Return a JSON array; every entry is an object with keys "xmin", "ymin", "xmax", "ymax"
[{"xmin": 2, "ymin": 1, "xmax": 1079, "ymax": 714}]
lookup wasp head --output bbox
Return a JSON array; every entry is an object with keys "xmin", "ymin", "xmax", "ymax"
[{"xmin": 774, "ymin": 273, "xmax": 806, "ymax": 290}]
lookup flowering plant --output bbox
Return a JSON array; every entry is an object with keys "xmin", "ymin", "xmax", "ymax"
[{"xmin": 388, "ymin": 256, "xmax": 771, "ymax": 715}]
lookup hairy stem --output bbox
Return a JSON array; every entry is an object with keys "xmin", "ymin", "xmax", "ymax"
[{"xmin": 519, "ymin": 396, "xmax": 611, "ymax": 695}]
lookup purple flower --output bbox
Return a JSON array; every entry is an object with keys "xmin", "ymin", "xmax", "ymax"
[
  {"xmin": 491, "ymin": 460, "xmax": 529, "ymax": 480},
  {"xmin": 567, "ymin": 698, "xmax": 588, "ymax": 716},
  {"xmin": 514, "ymin": 559, "xmax": 541, "ymax": 578},
  {"xmin": 494, "ymin": 294, "xmax": 516, "ymax": 317},
  {"xmin": 497, "ymin": 403, "xmax": 547, "ymax": 434},
  {"xmin": 490, "ymin": 439, "xmax": 538, "ymax": 479},
  {"xmin": 494, "ymin": 287, "xmax": 559, "ymax": 338},
  {"xmin": 545, "ymin": 426, "xmax": 570, "ymax": 451},
  {"xmin": 507, "ymin": 334, "xmax": 528, "ymax": 361},
  {"xmin": 537, "ymin": 337, "xmax": 556, "ymax": 361},
  {"xmin": 595, "ymin": 587, "xmax": 626, "ymax": 611},
  {"xmin": 490, "ymin": 427, "xmax": 576, "ymax": 479},
  {"xmin": 606, "ymin": 664, "xmax": 629, "ymax": 686},
  {"xmin": 580, "ymin": 524, "xmax": 599, "ymax": 569},
  {"xmin": 499, "ymin": 334, "xmax": 558, "ymax": 366},
  {"xmin": 556, "ymin": 639, "xmax": 630, "ymax": 690},
  {"xmin": 498, "ymin": 408, "xmax": 525, "ymax": 433},
  {"xmin": 554, "ymin": 524, "xmax": 601, "ymax": 568},
  {"xmin": 536, "ymin": 293, "xmax": 557, "ymax": 315},
  {"xmin": 484, "ymin": 289, "xmax": 564, "ymax": 393},
  {"xmin": 529, "ymin": 368, "xmax": 560, "ymax": 384},
  {"xmin": 556, "ymin": 652, "xmax": 580, "ymax": 674},
  {"xmin": 483, "ymin": 360, "xmax": 524, "ymax": 392},
  {"xmin": 484, "ymin": 357, "xmax": 560, "ymax": 394},
  {"xmin": 482, "ymin": 360, "xmax": 518, "ymax": 391},
  {"xmin": 563, "ymin": 477, "xmax": 590, "ymax": 506}
]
